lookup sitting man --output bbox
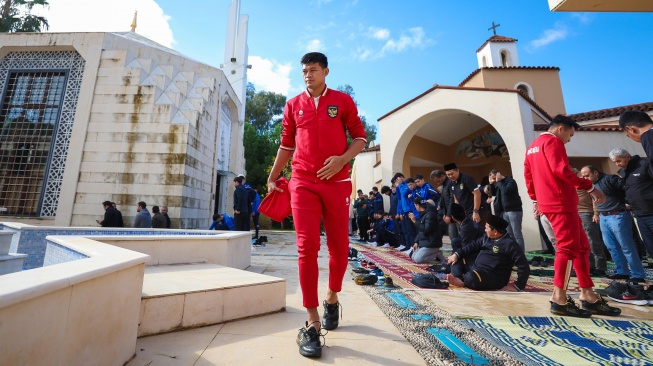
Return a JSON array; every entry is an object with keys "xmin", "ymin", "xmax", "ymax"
[
  {"xmin": 446, "ymin": 214, "xmax": 530, "ymax": 291},
  {"xmin": 449, "ymin": 203, "xmax": 483, "ymax": 254},
  {"xmin": 366, "ymin": 212, "xmax": 384, "ymax": 245},
  {"xmin": 209, "ymin": 213, "xmax": 235, "ymax": 230},
  {"xmin": 374, "ymin": 212, "xmax": 398, "ymax": 248},
  {"xmin": 408, "ymin": 197, "xmax": 444, "ymax": 263}
]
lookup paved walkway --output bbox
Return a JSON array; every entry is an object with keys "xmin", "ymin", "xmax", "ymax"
[{"xmin": 127, "ymin": 230, "xmax": 653, "ymax": 366}]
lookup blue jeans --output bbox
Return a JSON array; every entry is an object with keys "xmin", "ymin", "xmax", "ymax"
[
  {"xmin": 502, "ymin": 211, "xmax": 525, "ymax": 253},
  {"xmin": 600, "ymin": 212, "xmax": 645, "ymax": 279},
  {"xmin": 634, "ymin": 214, "xmax": 653, "ymax": 259}
]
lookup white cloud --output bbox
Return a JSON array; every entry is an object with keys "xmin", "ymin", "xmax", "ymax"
[
  {"xmin": 381, "ymin": 27, "xmax": 428, "ymax": 54},
  {"xmin": 529, "ymin": 26, "xmax": 568, "ymax": 50},
  {"xmin": 34, "ymin": 0, "xmax": 174, "ymax": 48},
  {"xmin": 368, "ymin": 27, "xmax": 390, "ymax": 40},
  {"xmin": 571, "ymin": 13, "xmax": 592, "ymax": 25},
  {"xmin": 306, "ymin": 39, "xmax": 325, "ymax": 52},
  {"xmin": 247, "ymin": 56, "xmax": 293, "ymax": 96}
]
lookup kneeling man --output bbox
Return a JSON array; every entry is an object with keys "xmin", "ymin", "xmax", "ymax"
[{"xmin": 446, "ymin": 214, "xmax": 530, "ymax": 291}]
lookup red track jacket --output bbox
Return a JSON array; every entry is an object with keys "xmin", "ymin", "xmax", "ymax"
[
  {"xmin": 280, "ymin": 87, "xmax": 367, "ymax": 182},
  {"xmin": 524, "ymin": 132, "xmax": 594, "ymax": 213}
]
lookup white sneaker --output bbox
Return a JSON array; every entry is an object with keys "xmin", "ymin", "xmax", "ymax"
[
  {"xmin": 397, "ymin": 245, "xmax": 406, "ymax": 251},
  {"xmin": 368, "ymin": 241, "xmax": 378, "ymax": 246},
  {"xmin": 382, "ymin": 243, "xmax": 391, "ymax": 248},
  {"xmin": 406, "ymin": 247, "xmax": 414, "ymax": 256}
]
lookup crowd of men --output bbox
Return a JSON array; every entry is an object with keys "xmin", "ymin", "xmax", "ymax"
[{"xmin": 97, "ymin": 200, "xmax": 171, "ymax": 228}]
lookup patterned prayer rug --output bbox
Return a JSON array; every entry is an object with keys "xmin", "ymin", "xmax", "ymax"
[
  {"xmin": 461, "ymin": 315, "xmax": 653, "ymax": 365},
  {"xmin": 351, "ymin": 243, "xmax": 548, "ymax": 292}
]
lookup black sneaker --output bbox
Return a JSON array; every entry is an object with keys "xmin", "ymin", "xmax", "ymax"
[
  {"xmin": 608, "ymin": 273, "xmax": 630, "ymax": 280},
  {"xmin": 322, "ymin": 300, "xmax": 341, "ymax": 330},
  {"xmin": 550, "ymin": 296, "xmax": 592, "ymax": 318},
  {"xmin": 296, "ymin": 322, "xmax": 324, "ymax": 358},
  {"xmin": 590, "ymin": 269, "xmax": 607, "ymax": 277},
  {"xmin": 581, "ymin": 294, "xmax": 621, "ymax": 316},
  {"xmin": 595, "ymin": 280, "xmax": 628, "ymax": 297},
  {"xmin": 607, "ymin": 282, "xmax": 649, "ymax": 306},
  {"xmin": 354, "ymin": 274, "xmax": 378, "ymax": 285}
]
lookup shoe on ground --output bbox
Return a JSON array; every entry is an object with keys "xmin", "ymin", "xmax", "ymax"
[
  {"xmin": 608, "ymin": 273, "xmax": 630, "ymax": 280},
  {"xmin": 296, "ymin": 322, "xmax": 323, "ymax": 358},
  {"xmin": 367, "ymin": 241, "xmax": 378, "ymax": 246},
  {"xmin": 581, "ymin": 294, "xmax": 621, "ymax": 316},
  {"xmin": 590, "ymin": 269, "xmax": 607, "ymax": 277},
  {"xmin": 550, "ymin": 296, "xmax": 592, "ymax": 318},
  {"xmin": 382, "ymin": 243, "xmax": 391, "ymax": 248},
  {"xmin": 384, "ymin": 275, "xmax": 396, "ymax": 288},
  {"xmin": 630, "ymin": 277, "xmax": 645, "ymax": 283},
  {"xmin": 397, "ymin": 245, "xmax": 406, "ymax": 251},
  {"xmin": 355, "ymin": 274, "xmax": 378, "ymax": 285},
  {"xmin": 352, "ymin": 267, "xmax": 370, "ymax": 274},
  {"xmin": 595, "ymin": 280, "xmax": 627, "ymax": 296},
  {"xmin": 322, "ymin": 300, "xmax": 341, "ymax": 331},
  {"xmin": 607, "ymin": 282, "xmax": 649, "ymax": 306}
]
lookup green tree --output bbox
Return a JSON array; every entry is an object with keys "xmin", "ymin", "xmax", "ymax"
[
  {"xmin": 337, "ymin": 84, "xmax": 377, "ymax": 146},
  {"xmin": 0, "ymin": 0, "xmax": 49, "ymax": 33},
  {"xmin": 244, "ymin": 83, "xmax": 287, "ymax": 190}
]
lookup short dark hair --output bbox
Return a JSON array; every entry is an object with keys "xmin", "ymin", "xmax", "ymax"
[
  {"xmin": 138, "ymin": 201, "xmax": 146, "ymax": 209},
  {"xmin": 152, "ymin": 205, "xmax": 160, "ymax": 214},
  {"xmin": 489, "ymin": 169, "xmax": 499, "ymax": 175},
  {"xmin": 430, "ymin": 170, "xmax": 445, "ymax": 179},
  {"xmin": 102, "ymin": 200, "xmax": 112, "ymax": 207},
  {"xmin": 619, "ymin": 111, "xmax": 653, "ymax": 128},
  {"xmin": 549, "ymin": 114, "xmax": 580, "ymax": 130},
  {"xmin": 301, "ymin": 52, "xmax": 328, "ymax": 68},
  {"xmin": 234, "ymin": 176, "xmax": 244, "ymax": 184},
  {"xmin": 213, "ymin": 214, "xmax": 222, "ymax": 221},
  {"xmin": 405, "ymin": 178, "xmax": 415, "ymax": 184},
  {"xmin": 488, "ymin": 224, "xmax": 507, "ymax": 235},
  {"xmin": 357, "ymin": 189, "xmax": 363, "ymax": 194},
  {"xmin": 583, "ymin": 165, "xmax": 599, "ymax": 173},
  {"xmin": 372, "ymin": 186, "xmax": 379, "ymax": 192},
  {"xmin": 381, "ymin": 185, "xmax": 391, "ymax": 194},
  {"xmin": 414, "ymin": 174, "xmax": 424, "ymax": 180},
  {"xmin": 392, "ymin": 172, "xmax": 404, "ymax": 182}
]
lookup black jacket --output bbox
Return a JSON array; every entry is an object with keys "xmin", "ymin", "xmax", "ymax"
[
  {"xmin": 593, "ymin": 172, "xmax": 626, "ymax": 213},
  {"xmin": 389, "ymin": 192, "xmax": 398, "ymax": 217},
  {"xmin": 234, "ymin": 185, "xmax": 250, "ymax": 213},
  {"xmin": 619, "ymin": 155, "xmax": 653, "ymax": 217},
  {"xmin": 440, "ymin": 177, "xmax": 453, "ymax": 216},
  {"xmin": 495, "ymin": 176, "xmax": 522, "ymax": 212},
  {"xmin": 414, "ymin": 204, "xmax": 443, "ymax": 248},
  {"xmin": 455, "ymin": 233, "xmax": 530, "ymax": 290},
  {"xmin": 101, "ymin": 207, "xmax": 124, "ymax": 227}
]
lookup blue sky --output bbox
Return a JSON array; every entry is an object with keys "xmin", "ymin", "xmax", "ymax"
[{"xmin": 42, "ymin": 1, "xmax": 653, "ymax": 139}]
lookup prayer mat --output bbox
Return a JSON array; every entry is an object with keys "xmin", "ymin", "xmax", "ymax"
[
  {"xmin": 460, "ymin": 315, "xmax": 653, "ymax": 365},
  {"xmin": 351, "ymin": 243, "xmax": 548, "ymax": 292}
]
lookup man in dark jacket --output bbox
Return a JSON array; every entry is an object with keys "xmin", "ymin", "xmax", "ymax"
[
  {"xmin": 431, "ymin": 169, "xmax": 455, "ymax": 238},
  {"xmin": 354, "ymin": 192, "xmax": 369, "ymax": 242},
  {"xmin": 151, "ymin": 205, "xmax": 167, "ymax": 228},
  {"xmin": 161, "ymin": 206, "xmax": 171, "ymax": 228},
  {"xmin": 233, "ymin": 176, "xmax": 250, "ymax": 231},
  {"xmin": 443, "ymin": 163, "xmax": 483, "ymax": 226},
  {"xmin": 490, "ymin": 170, "xmax": 525, "ymax": 252},
  {"xmin": 408, "ymin": 197, "xmax": 443, "ymax": 263},
  {"xmin": 449, "ymin": 203, "xmax": 483, "ymax": 265},
  {"xmin": 97, "ymin": 200, "xmax": 124, "ymax": 227},
  {"xmin": 446, "ymin": 214, "xmax": 529, "ymax": 291},
  {"xmin": 610, "ymin": 147, "xmax": 653, "ymax": 263}
]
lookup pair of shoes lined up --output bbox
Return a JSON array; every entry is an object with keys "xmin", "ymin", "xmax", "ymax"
[
  {"xmin": 597, "ymin": 280, "xmax": 653, "ymax": 305},
  {"xmin": 549, "ymin": 294, "xmax": 621, "ymax": 317},
  {"xmin": 296, "ymin": 301, "xmax": 341, "ymax": 358}
]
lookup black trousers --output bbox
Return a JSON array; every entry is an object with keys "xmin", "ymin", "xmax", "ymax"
[
  {"xmin": 357, "ymin": 216, "xmax": 370, "ymax": 241},
  {"xmin": 377, "ymin": 228, "xmax": 398, "ymax": 247},
  {"xmin": 234, "ymin": 212, "xmax": 250, "ymax": 231},
  {"xmin": 252, "ymin": 212, "xmax": 260, "ymax": 238}
]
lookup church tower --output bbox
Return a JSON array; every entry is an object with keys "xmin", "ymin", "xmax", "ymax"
[{"xmin": 476, "ymin": 35, "xmax": 520, "ymax": 68}]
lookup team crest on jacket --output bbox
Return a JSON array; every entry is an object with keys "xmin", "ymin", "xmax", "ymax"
[
  {"xmin": 327, "ymin": 105, "xmax": 338, "ymax": 118},
  {"xmin": 492, "ymin": 245, "xmax": 499, "ymax": 253}
]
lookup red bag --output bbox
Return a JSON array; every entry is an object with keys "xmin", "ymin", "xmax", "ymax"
[{"xmin": 258, "ymin": 177, "xmax": 292, "ymax": 222}]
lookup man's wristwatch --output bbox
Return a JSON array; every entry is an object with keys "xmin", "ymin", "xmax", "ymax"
[{"xmin": 473, "ymin": 209, "xmax": 480, "ymax": 213}]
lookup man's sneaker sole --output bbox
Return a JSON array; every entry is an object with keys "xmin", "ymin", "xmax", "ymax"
[{"xmin": 607, "ymin": 295, "xmax": 648, "ymax": 306}]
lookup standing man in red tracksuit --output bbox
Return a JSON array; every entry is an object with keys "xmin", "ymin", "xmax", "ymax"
[
  {"xmin": 524, "ymin": 115, "xmax": 620, "ymax": 318},
  {"xmin": 267, "ymin": 52, "xmax": 367, "ymax": 358}
]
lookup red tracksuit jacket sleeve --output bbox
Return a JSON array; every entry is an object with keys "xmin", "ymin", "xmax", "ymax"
[{"xmin": 545, "ymin": 136, "xmax": 593, "ymax": 191}]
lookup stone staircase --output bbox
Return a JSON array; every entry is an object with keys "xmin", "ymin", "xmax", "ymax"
[
  {"xmin": 138, "ymin": 263, "xmax": 286, "ymax": 336},
  {"xmin": 0, "ymin": 231, "xmax": 26, "ymax": 275}
]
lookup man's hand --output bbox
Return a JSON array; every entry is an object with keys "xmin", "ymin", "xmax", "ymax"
[
  {"xmin": 532, "ymin": 203, "xmax": 541, "ymax": 217},
  {"xmin": 235, "ymin": 210, "xmax": 240, "ymax": 215},
  {"xmin": 500, "ymin": 284, "xmax": 518, "ymax": 292},
  {"xmin": 412, "ymin": 243, "xmax": 418, "ymax": 252},
  {"xmin": 96, "ymin": 219, "xmax": 101, "ymax": 225},
  {"xmin": 472, "ymin": 212, "xmax": 481, "ymax": 223},
  {"xmin": 408, "ymin": 212, "xmax": 416, "ymax": 222},
  {"xmin": 444, "ymin": 216, "xmax": 451, "ymax": 225},
  {"xmin": 317, "ymin": 155, "xmax": 347, "ymax": 180},
  {"xmin": 590, "ymin": 188, "xmax": 606, "ymax": 205},
  {"xmin": 447, "ymin": 253, "xmax": 458, "ymax": 265},
  {"xmin": 592, "ymin": 214, "xmax": 600, "ymax": 224},
  {"xmin": 267, "ymin": 180, "xmax": 283, "ymax": 193}
]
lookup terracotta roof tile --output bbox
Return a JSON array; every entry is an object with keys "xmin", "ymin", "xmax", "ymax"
[
  {"xmin": 476, "ymin": 35, "xmax": 518, "ymax": 53},
  {"xmin": 534, "ymin": 124, "xmax": 623, "ymax": 132},
  {"xmin": 567, "ymin": 102, "xmax": 653, "ymax": 122},
  {"xmin": 459, "ymin": 66, "xmax": 561, "ymax": 87},
  {"xmin": 361, "ymin": 145, "xmax": 380, "ymax": 153}
]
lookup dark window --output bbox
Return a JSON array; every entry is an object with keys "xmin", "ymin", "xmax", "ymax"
[{"xmin": 0, "ymin": 71, "xmax": 67, "ymax": 216}]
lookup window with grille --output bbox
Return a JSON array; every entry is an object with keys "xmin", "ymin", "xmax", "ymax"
[{"xmin": 0, "ymin": 71, "xmax": 67, "ymax": 216}]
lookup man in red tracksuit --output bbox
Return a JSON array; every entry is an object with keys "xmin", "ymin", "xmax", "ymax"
[
  {"xmin": 267, "ymin": 52, "xmax": 367, "ymax": 358},
  {"xmin": 524, "ymin": 115, "xmax": 620, "ymax": 318}
]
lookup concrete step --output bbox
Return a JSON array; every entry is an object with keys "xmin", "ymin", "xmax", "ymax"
[
  {"xmin": 0, "ymin": 231, "xmax": 15, "ymax": 256},
  {"xmin": 0, "ymin": 253, "xmax": 27, "ymax": 275},
  {"xmin": 138, "ymin": 263, "xmax": 286, "ymax": 337}
]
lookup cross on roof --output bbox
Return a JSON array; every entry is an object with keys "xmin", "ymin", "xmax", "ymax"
[{"xmin": 488, "ymin": 21, "xmax": 500, "ymax": 35}]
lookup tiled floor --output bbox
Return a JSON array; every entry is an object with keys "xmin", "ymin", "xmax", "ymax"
[{"xmin": 127, "ymin": 231, "xmax": 653, "ymax": 366}]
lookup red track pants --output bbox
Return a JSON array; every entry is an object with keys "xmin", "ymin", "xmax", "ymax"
[
  {"xmin": 545, "ymin": 212, "xmax": 594, "ymax": 290},
  {"xmin": 289, "ymin": 177, "xmax": 352, "ymax": 308}
]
